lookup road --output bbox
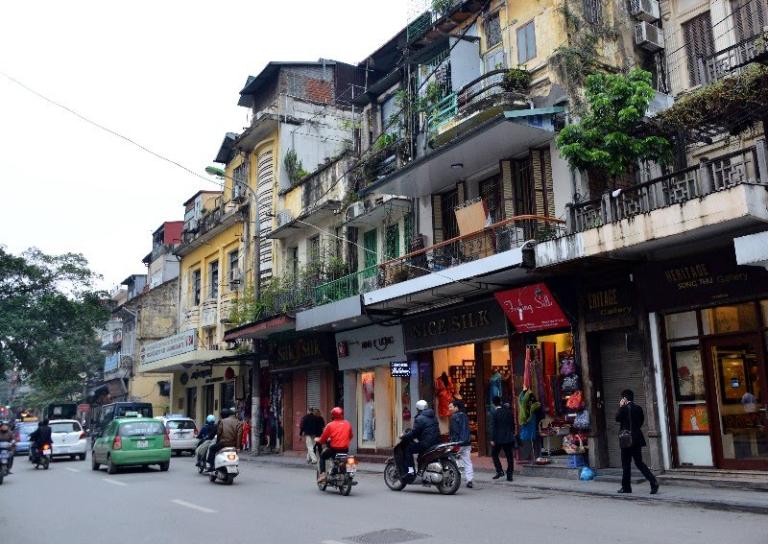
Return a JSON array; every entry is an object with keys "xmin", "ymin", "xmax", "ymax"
[{"xmin": 0, "ymin": 453, "xmax": 765, "ymax": 544}]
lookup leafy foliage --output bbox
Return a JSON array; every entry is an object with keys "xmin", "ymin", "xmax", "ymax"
[
  {"xmin": 556, "ymin": 69, "xmax": 672, "ymax": 180},
  {"xmin": 284, "ymin": 148, "xmax": 309, "ymax": 184},
  {"xmin": 502, "ymin": 68, "xmax": 532, "ymax": 92},
  {"xmin": 0, "ymin": 247, "xmax": 108, "ymax": 400}
]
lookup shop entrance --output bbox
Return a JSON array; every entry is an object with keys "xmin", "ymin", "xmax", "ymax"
[
  {"xmin": 703, "ymin": 335, "xmax": 768, "ymax": 470},
  {"xmin": 186, "ymin": 387, "xmax": 197, "ymax": 421},
  {"xmin": 203, "ymin": 384, "xmax": 214, "ymax": 416}
]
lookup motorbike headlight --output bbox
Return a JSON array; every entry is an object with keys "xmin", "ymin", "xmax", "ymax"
[
  {"xmin": 227, "ymin": 453, "xmax": 237, "ymax": 461},
  {"xmin": 346, "ymin": 456, "xmax": 356, "ymax": 466}
]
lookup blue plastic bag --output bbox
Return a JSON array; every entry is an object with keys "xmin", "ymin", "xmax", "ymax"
[{"xmin": 579, "ymin": 466, "xmax": 595, "ymax": 481}]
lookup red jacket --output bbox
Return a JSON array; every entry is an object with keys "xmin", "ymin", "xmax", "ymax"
[{"xmin": 317, "ymin": 419, "xmax": 353, "ymax": 449}]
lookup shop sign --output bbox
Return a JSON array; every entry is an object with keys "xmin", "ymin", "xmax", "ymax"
[
  {"xmin": 140, "ymin": 330, "xmax": 197, "ymax": 365},
  {"xmin": 583, "ymin": 281, "xmax": 636, "ymax": 330},
  {"xmin": 495, "ymin": 283, "xmax": 569, "ymax": 333},
  {"xmin": 390, "ymin": 361, "xmax": 411, "ymax": 377},
  {"xmin": 402, "ymin": 299, "xmax": 507, "ymax": 352},
  {"xmin": 335, "ymin": 324, "xmax": 406, "ymax": 371},
  {"xmin": 638, "ymin": 251, "xmax": 768, "ymax": 311},
  {"xmin": 271, "ymin": 334, "xmax": 335, "ymax": 367}
]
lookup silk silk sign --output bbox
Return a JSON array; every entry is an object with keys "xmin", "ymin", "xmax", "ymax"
[{"xmin": 495, "ymin": 283, "xmax": 569, "ymax": 332}]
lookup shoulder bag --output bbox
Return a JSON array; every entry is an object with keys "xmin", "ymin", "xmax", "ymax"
[{"xmin": 618, "ymin": 404, "xmax": 633, "ymax": 449}]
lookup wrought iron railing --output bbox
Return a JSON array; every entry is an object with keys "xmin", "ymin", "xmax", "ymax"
[
  {"xmin": 567, "ymin": 145, "xmax": 768, "ymax": 233},
  {"xmin": 313, "ymin": 265, "xmax": 379, "ymax": 304},
  {"xmin": 700, "ymin": 29, "xmax": 768, "ymax": 84}
]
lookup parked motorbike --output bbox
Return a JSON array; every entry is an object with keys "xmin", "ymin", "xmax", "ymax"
[
  {"xmin": 314, "ymin": 444, "xmax": 357, "ymax": 496},
  {"xmin": 384, "ymin": 436, "xmax": 462, "ymax": 495},
  {"xmin": 31, "ymin": 443, "xmax": 52, "ymax": 470},
  {"xmin": 0, "ymin": 441, "xmax": 13, "ymax": 484},
  {"xmin": 207, "ymin": 447, "xmax": 239, "ymax": 485}
]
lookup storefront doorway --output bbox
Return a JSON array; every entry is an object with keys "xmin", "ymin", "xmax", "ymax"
[
  {"xmin": 203, "ymin": 384, "xmax": 214, "ymax": 416},
  {"xmin": 186, "ymin": 387, "xmax": 197, "ymax": 421},
  {"xmin": 703, "ymin": 335, "xmax": 768, "ymax": 470}
]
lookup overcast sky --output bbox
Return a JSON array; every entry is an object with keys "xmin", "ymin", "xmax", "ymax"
[{"xmin": 0, "ymin": 0, "xmax": 409, "ymax": 291}]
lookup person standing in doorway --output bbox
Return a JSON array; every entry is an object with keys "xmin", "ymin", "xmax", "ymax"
[
  {"xmin": 489, "ymin": 396, "xmax": 516, "ymax": 481},
  {"xmin": 616, "ymin": 389, "xmax": 659, "ymax": 494},
  {"xmin": 448, "ymin": 400, "xmax": 473, "ymax": 488}
]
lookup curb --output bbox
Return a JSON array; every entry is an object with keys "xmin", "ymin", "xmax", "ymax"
[{"xmin": 240, "ymin": 455, "xmax": 768, "ymax": 516}]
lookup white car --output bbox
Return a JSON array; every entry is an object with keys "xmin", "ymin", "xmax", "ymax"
[
  {"xmin": 158, "ymin": 416, "xmax": 198, "ymax": 455},
  {"xmin": 50, "ymin": 419, "xmax": 88, "ymax": 460}
]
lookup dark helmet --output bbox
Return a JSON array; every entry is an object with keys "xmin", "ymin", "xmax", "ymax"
[{"xmin": 330, "ymin": 407, "xmax": 344, "ymax": 420}]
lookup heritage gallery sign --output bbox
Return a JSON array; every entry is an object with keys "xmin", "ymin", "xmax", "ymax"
[
  {"xmin": 495, "ymin": 283, "xmax": 570, "ymax": 333},
  {"xmin": 403, "ymin": 299, "xmax": 507, "ymax": 352},
  {"xmin": 583, "ymin": 281, "xmax": 636, "ymax": 330},
  {"xmin": 639, "ymin": 251, "xmax": 768, "ymax": 311},
  {"xmin": 140, "ymin": 329, "xmax": 197, "ymax": 365}
]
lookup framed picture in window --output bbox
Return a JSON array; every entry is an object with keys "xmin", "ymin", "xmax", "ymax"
[
  {"xmin": 670, "ymin": 346, "xmax": 705, "ymax": 401},
  {"xmin": 678, "ymin": 403, "xmax": 710, "ymax": 435}
]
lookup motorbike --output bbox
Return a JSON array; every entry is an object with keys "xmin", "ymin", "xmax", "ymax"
[
  {"xmin": 31, "ymin": 443, "xmax": 52, "ymax": 470},
  {"xmin": 207, "ymin": 447, "xmax": 239, "ymax": 485},
  {"xmin": 384, "ymin": 436, "xmax": 462, "ymax": 495},
  {"xmin": 314, "ymin": 443, "xmax": 357, "ymax": 496},
  {"xmin": 0, "ymin": 441, "xmax": 13, "ymax": 484},
  {"xmin": 195, "ymin": 438, "xmax": 215, "ymax": 472}
]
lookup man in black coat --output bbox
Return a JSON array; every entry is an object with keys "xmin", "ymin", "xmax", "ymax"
[
  {"xmin": 489, "ymin": 396, "xmax": 516, "ymax": 481},
  {"xmin": 616, "ymin": 389, "xmax": 659, "ymax": 494},
  {"xmin": 402, "ymin": 400, "xmax": 439, "ymax": 476},
  {"xmin": 299, "ymin": 409, "xmax": 325, "ymax": 464}
]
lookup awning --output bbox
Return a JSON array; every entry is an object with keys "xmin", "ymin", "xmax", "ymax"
[
  {"xmin": 139, "ymin": 348, "xmax": 229, "ymax": 373},
  {"xmin": 494, "ymin": 283, "xmax": 569, "ymax": 333},
  {"xmin": 223, "ymin": 314, "xmax": 296, "ymax": 341}
]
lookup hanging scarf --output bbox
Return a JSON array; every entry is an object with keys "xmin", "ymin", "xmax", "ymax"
[{"xmin": 518, "ymin": 389, "xmax": 541, "ymax": 426}]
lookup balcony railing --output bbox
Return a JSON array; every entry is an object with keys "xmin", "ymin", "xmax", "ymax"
[
  {"xmin": 182, "ymin": 198, "xmax": 243, "ymax": 245},
  {"xmin": 567, "ymin": 145, "xmax": 768, "ymax": 234},
  {"xmin": 313, "ymin": 265, "xmax": 379, "ymax": 305},
  {"xmin": 377, "ymin": 215, "xmax": 565, "ymax": 287},
  {"xmin": 700, "ymin": 30, "xmax": 768, "ymax": 85}
]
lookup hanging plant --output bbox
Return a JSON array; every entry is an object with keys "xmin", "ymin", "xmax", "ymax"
[{"xmin": 502, "ymin": 67, "xmax": 532, "ymax": 92}]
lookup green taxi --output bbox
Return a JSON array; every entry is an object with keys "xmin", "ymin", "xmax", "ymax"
[{"xmin": 91, "ymin": 416, "xmax": 171, "ymax": 474}]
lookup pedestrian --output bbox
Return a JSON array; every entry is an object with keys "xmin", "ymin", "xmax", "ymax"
[
  {"xmin": 242, "ymin": 417, "xmax": 251, "ymax": 451},
  {"xmin": 489, "ymin": 396, "xmax": 515, "ymax": 481},
  {"xmin": 299, "ymin": 408, "xmax": 322, "ymax": 464},
  {"xmin": 616, "ymin": 389, "xmax": 659, "ymax": 494},
  {"xmin": 448, "ymin": 399, "xmax": 473, "ymax": 488}
]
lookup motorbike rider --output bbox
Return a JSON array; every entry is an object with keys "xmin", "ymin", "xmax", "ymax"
[
  {"xmin": 0, "ymin": 420, "xmax": 15, "ymax": 472},
  {"xmin": 315, "ymin": 407, "xmax": 352, "ymax": 483},
  {"xmin": 205, "ymin": 408, "xmax": 242, "ymax": 472},
  {"xmin": 195, "ymin": 414, "xmax": 217, "ymax": 468},
  {"xmin": 401, "ymin": 400, "xmax": 439, "ymax": 478},
  {"xmin": 29, "ymin": 419, "xmax": 53, "ymax": 462}
]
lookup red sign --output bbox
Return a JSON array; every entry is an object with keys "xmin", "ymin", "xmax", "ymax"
[
  {"xmin": 78, "ymin": 404, "xmax": 90, "ymax": 413},
  {"xmin": 495, "ymin": 283, "xmax": 569, "ymax": 333}
]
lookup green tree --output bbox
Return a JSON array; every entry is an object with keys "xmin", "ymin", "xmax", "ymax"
[
  {"xmin": 0, "ymin": 247, "xmax": 109, "ymax": 401},
  {"xmin": 556, "ymin": 68, "xmax": 671, "ymax": 186}
]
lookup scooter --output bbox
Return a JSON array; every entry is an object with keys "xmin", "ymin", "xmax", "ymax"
[
  {"xmin": 0, "ymin": 441, "xmax": 13, "ymax": 484},
  {"xmin": 30, "ymin": 443, "xmax": 52, "ymax": 470},
  {"xmin": 314, "ymin": 444, "xmax": 357, "ymax": 496},
  {"xmin": 384, "ymin": 436, "xmax": 462, "ymax": 495},
  {"xmin": 208, "ymin": 447, "xmax": 239, "ymax": 485}
]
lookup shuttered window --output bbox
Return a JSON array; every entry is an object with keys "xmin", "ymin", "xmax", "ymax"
[
  {"xmin": 363, "ymin": 229, "xmax": 378, "ymax": 269},
  {"xmin": 517, "ymin": 21, "xmax": 537, "ymax": 64},
  {"xmin": 683, "ymin": 12, "xmax": 716, "ymax": 86},
  {"xmin": 480, "ymin": 176, "xmax": 503, "ymax": 223},
  {"xmin": 440, "ymin": 190, "xmax": 460, "ymax": 240},
  {"xmin": 307, "ymin": 368, "xmax": 321, "ymax": 411},
  {"xmin": 731, "ymin": 0, "xmax": 767, "ymax": 42},
  {"xmin": 385, "ymin": 224, "xmax": 400, "ymax": 259},
  {"xmin": 484, "ymin": 11, "xmax": 502, "ymax": 49}
]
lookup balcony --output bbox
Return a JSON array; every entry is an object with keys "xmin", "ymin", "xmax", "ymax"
[
  {"xmin": 701, "ymin": 29, "xmax": 768, "ymax": 85},
  {"xmin": 101, "ymin": 329, "xmax": 122, "ymax": 350},
  {"xmin": 312, "ymin": 265, "xmax": 380, "ymax": 305},
  {"xmin": 178, "ymin": 198, "xmax": 246, "ymax": 256},
  {"xmin": 406, "ymin": 0, "xmax": 485, "ymax": 45},
  {"xmin": 537, "ymin": 144, "xmax": 768, "ymax": 269}
]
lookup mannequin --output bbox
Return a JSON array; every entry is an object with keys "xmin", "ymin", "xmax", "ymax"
[{"xmin": 435, "ymin": 372, "xmax": 454, "ymax": 418}]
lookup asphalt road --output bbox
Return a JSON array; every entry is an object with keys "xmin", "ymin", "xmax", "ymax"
[{"xmin": 1, "ymin": 452, "xmax": 765, "ymax": 544}]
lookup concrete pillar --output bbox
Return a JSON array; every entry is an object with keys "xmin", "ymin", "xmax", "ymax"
[
  {"xmin": 755, "ymin": 137, "xmax": 768, "ymax": 185},
  {"xmin": 699, "ymin": 158, "xmax": 714, "ymax": 195},
  {"xmin": 343, "ymin": 371, "xmax": 358, "ymax": 454}
]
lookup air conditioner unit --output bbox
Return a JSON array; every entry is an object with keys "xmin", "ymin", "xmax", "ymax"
[
  {"xmin": 232, "ymin": 182, "xmax": 246, "ymax": 202},
  {"xmin": 229, "ymin": 268, "xmax": 242, "ymax": 290},
  {"xmin": 635, "ymin": 22, "xmax": 665, "ymax": 52},
  {"xmin": 630, "ymin": 0, "xmax": 660, "ymax": 23},
  {"xmin": 347, "ymin": 201, "xmax": 366, "ymax": 221}
]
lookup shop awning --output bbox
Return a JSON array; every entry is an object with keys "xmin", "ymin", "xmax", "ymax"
[
  {"xmin": 494, "ymin": 283, "xmax": 569, "ymax": 333},
  {"xmin": 223, "ymin": 314, "xmax": 295, "ymax": 341},
  {"xmin": 139, "ymin": 348, "xmax": 229, "ymax": 373}
]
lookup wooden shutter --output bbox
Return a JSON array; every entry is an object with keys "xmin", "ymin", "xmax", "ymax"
[
  {"xmin": 731, "ymin": 0, "xmax": 767, "ymax": 42},
  {"xmin": 432, "ymin": 194, "xmax": 444, "ymax": 244},
  {"xmin": 531, "ymin": 149, "xmax": 555, "ymax": 218},
  {"xmin": 363, "ymin": 229, "xmax": 378, "ymax": 269},
  {"xmin": 683, "ymin": 12, "xmax": 715, "ymax": 86},
  {"xmin": 456, "ymin": 181, "xmax": 466, "ymax": 205},
  {"xmin": 500, "ymin": 159, "xmax": 516, "ymax": 219}
]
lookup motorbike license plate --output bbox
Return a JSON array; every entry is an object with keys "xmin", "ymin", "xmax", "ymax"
[
  {"xmin": 225, "ymin": 466, "xmax": 238, "ymax": 474},
  {"xmin": 136, "ymin": 440, "xmax": 149, "ymax": 449},
  {"xmin": 43, "ymin": 449, "xmax": 51, "ymax": 456}
]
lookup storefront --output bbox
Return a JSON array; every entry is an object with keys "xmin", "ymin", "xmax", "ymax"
[
  {"xmin": 174, "ymin": 363, "xmax": 249, "ymax": 423},
  {"xmin": 335, "ymin": 324, "xmax": 411, "ymax": 453},
  {"xmin": 268, "ymin": 334, "xmax": 338, "ymax": 453},
  {"xmin": 402, "ymin": 297, "xmax": 513, "ymax": 455},
  {"xmin": 641, "ymin": 249, "xmax": 768, "ymax": 471}
]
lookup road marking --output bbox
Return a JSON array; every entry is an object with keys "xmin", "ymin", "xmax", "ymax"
[
  {"xmin": 102, "ymin": 478, "xmax": 127, "ymax": 486},
  {"xmin": 65, "ymin": 467, "xmax": 80, "ymax": 473},
  {"xmin": 171, "ymin": 499, "xmax": 217, "ymax": 514},
  {"xmin": 321, "ymin": 541, "xmax": 348, "ymax": 544}
]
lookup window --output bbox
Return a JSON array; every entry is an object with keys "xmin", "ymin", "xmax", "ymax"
[
  {"xmin": 228, "ymin": 250, "xmax": 239, "ymax": 290},
  {"xmin": 582, "ymin": 0, "xmax": 602, "ymax": 25},
  {"xmin": 683, "ymin": 12, "xmax": 715, "ymax": 86},
  {"xmin": 209, "ymin": 260, "xmax": 219, "ymax": 299},
  {"xmin": 232, "ymin": 163, "xmax": 248, "ymax": 199},
  {"xmin": 480, "ymin": 176, "xmax": 503, "ymax": 223},
  {"xmin": 517, "ymin": 21, "xmax": 537, "ymax": 64},
  {"xmin": 363, "ymin": 230, "xmax": 378, "ymax": 270},
  {"xmin": 380, "ymin": 93, "xmax": 400, "ymax": 136},
  {"xmin": 484, "ymin": 11, "xmax": 502, "ymax": 49},
  {"xmin": 440, "ymin": 190, "xmax": 459, "ymax": 241},
  {"xmin": 385, "ymin": 224, "xmax": 400, "ymax": 259},
  {"xmin": 309, "ymin": 235, "xmax": 321, "ymax": 263},
  {"xmin": 192, "ymin": 269, "xmax": 201, "ymax": 305},
  {"xmin": 731, "ymin": 0, "xmax": 767, "ymax": 42}
]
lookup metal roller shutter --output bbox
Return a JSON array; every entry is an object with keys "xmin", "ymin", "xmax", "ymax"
[
  {"xmin": 307, "ymin": 368, "xmax": 322, "ymax": 411},
  {"xmin": 600, "ymin": 330, "xmax": 646, "ymax": 468}
]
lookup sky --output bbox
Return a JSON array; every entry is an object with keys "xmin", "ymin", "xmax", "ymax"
[{"xmin": 0, "ymin": 0, "xmax": 410, "ymax": 291}]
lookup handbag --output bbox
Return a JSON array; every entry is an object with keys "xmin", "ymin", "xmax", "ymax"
[
  {"xmin": 574, "ymin": 410, "xmax": 590, "ymax": 430},
  {"xmin": 561, "ymin": 374, "xmax": 580, "ymax": 393},
  {"xmin": 566, "ymin": 390, "xmax": 584, "ymax": 410},
  {"xmin": 560, "ymin": 358, "xmax": 577, "ymax": 376},
  {"xmin": 562, "ymin": 433, "xmax": 586, "ymax": 454},
  {"xmin": 618, "ymin": 404, "xmax": 633, "ymax": 449}
]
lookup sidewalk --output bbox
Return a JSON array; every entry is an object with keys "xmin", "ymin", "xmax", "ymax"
[{"xmin": 241, "ymin": 451, "xmax": 768, "ymax": 515}]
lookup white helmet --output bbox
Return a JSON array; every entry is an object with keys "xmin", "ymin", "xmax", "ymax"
[{"xmin": 415, "ymin": 400, "xmax": 428, "ymax": 411}]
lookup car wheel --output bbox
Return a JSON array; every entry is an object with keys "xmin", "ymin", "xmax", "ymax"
[
  {"xmin": 159, "ymin": 462, "xmax": 169, "ymax": 472},
  {"xmin": 107, "ymin": 457, "xmax": 118, "ymax": 475}
]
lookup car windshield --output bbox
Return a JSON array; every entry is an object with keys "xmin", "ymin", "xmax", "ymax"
[
  {"xmin": 119, "ymin": 421, "xmax": 164, "ymax": 437},
  {"xmin": 116, "ymin": 406, "xmax": 152, "ymax": 418},
  {"xmin": 166, "ymin": 420, "xmax": 196, "ymax": 430},
  {"xmin": 51, "ymin": 422, "xmax": 81, "ymax": 433},
  {"xmin": 18, "ymin": 424, "xmax": 37, "ymax": 438}
]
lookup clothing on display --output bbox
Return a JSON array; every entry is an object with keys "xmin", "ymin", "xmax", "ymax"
[{"xmin": 435, "ymin": 372, "xmax": 455, "ymax": 418}]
